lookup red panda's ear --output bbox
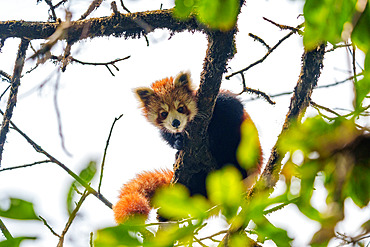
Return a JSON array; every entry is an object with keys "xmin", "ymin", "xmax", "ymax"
[
  {"xmin": 135, "ymin": 87, "xmax": 154, "ymax": 103},
  {"xmin": 174, "ymin": 72, "xmax": 191, "ymax": 89}
]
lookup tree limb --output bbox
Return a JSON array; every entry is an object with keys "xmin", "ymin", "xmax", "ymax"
[
  {"xmin": 0, "ymin": 9, "xmax": 201, "ymax": 42},
  {"xmin": 172, "ymin": 27, "xmax": 236, "ymax": 195},
  {"xmin": 0, "ymin": 108, "xmax": 113, "ymax": 209},
  {"xmin": 0, "ymin": 38, "xmax": 29, "ymax": 167},
  {"xmin": 257, "ymin": 44, "xmax": 326, "ymax": 192}
]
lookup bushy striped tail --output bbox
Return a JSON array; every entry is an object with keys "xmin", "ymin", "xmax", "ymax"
[{"xmin": 113, "ymin": 169, "xmax": 173, "ymax": 223}]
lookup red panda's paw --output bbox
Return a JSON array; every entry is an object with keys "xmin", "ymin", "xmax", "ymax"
[{"xmin": 113, "ymin": 192, "xmax": 151, "ymax": 223}]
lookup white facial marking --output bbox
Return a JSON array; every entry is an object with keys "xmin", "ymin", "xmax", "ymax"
[{"xmin": 162, "ymin": 109, "xmax": 188, "ymax": 133}]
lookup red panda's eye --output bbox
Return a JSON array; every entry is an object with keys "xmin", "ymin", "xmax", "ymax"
[
  {"xmin": 160, "ymin": 111, "xmax": 168, "ymax": 119},
  {"xmin": 177, "ymin": 106, "xmax": 185, "ymax": 113}
]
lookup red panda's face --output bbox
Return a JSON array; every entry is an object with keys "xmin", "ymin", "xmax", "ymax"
[
  {"xmin": 135, "ymin": 72, "xmax": 198, "ymax": 133},
  {"xmin": 156, "ymin": 100, "xmax": 196, "ymax": 133}
]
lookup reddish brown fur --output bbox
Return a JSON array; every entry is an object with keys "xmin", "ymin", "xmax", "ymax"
[
  {"xmin": 135, "ymin": 76, "xmax": 197, "ymax": 130},
  {"xmin": 113, "ymin": 169, "xmax": 174, "ymax": 223}
]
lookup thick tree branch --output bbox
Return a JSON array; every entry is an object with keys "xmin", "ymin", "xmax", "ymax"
[
  {"xmin": 0, "ymin": 9, "xmax": 201, "ymax": 42},
  {"xmin": 172, "ymin": 29, "xmax": 236, "ymax": 195},
  {"xmin": 222, "ymin": 44, "xmax": 326, "ymax": 246},
  {"xmin": 254, "ymin": 44, "xmax": 326, "ymax": 193},
  {"xmin": 0, "ymin": 38, "xmax": 29, "ymax": 167}
]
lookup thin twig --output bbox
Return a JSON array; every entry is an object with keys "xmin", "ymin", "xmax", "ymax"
[
  {"xmin": 245, "ymin": 73, "xmax": 362, "ymax": 102},
  {"xmin": 248, "ymin": 33, "xmax": 270, "ymax": 50},
  {"xmin": 89, "ymin": 232, "xmax": 94, "ymax": 247},
  {"xmin": 262, "ymin": 197, "xmax": 299, "ymax": 215},
  {"xmin": 54, "ymin": 0, "xmax": 69, "ymax": 9},
  {"xmin": 239, "ymin": 72, "xmax": 275, "ymax": 104},
  {"xmin": 57, "ymin": 190, "xmax": 91, "ymax": 247},
  {"xmin": 193, "ymin": 236, "xmax": 208, "ymax": 247},
  {"xmin": 198, "ymin": 230, "xmax": 228, "ymax": 242},
  {"xmin": 98, "ymin": 114, "xmax": 123, "ymax": 193},
  {"xmin": 80, "ymin": 0, "xmax": 104, "ymax": 20},
  {"xmin": 0, "ymin": 85, "xmax": 11, "ymax": 101},
  {"xmin": 0, "ymin": 38, "xmax": 29, "ymax": 167},
  {"xmin": 39, "ymin": 215, "xmax": 61, "ymax": 238},
  {"xmin": 71, "ymin": 56, "xmax": 131, "ymax": 66},
  {"xmin": 0, "ymin": 160, "xmax": 51, "ymax": 172},
  {"xmin": 326, "ymin": 43, "xmax": 352, "ymax": 53},
  {"xmin": 226, "ymin": 25, "xmax": 300, "ymax": 80},
  {"xmin": 71, "ymin": 56, "xmax": 130, "ymax": 76},
  {"xmin": 263, "ymin": 17, "xmax": 303, "ymax": 34},
  {"xmin": 0, "ymin": 70, "xmax": 11, "ymax": 82},
  {"xmin": 310, "ymin": 101, "xmax": 370, "ymax": 131},
  {"xmin": 53, "ymin": 72, "xmax": 72, "ymax": 157},
  {"xmin": 119, "ymin": 0, "xmax": 131, "ymax": 13},
  {"xmin": 0, "ymin": 218, "xmax": 13, "ymax": 240},
  {"xmin": 351, "ymin": 44, "xmax": 358, "ymax": 87},
  {"xmin": 0, "ymin": 108, "xmax": 113, "ymax": 209},
  {"xmin": 336, "ymin": 232, "xmax": 370, "ymax": 246},
  {"xmin": 44, "ymin": 0, "xmax": 57, "ymax": 22},
  {"xmin": 310, "ymin": 101, "xmax": 342, "ymax": 118}
]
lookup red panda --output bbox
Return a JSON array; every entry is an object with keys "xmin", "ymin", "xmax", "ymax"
[{"xmin": 113, "ymin": 72, "xmax": 262, "ymax": 223}]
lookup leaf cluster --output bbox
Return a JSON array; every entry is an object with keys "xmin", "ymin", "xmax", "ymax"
[
  {"xmin": 0, "ymin": 198, "xmax": 39, "ymax": 247},
  {"xmin": 173, "ymin": 0, "xmax": 241, "ymax": 31},
  {"xmin": 303, "ymin": 0, "xmax": 370, "ymax": 112}
]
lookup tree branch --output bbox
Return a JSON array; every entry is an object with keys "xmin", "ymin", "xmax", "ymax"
[
  {"xmin": 0, "ymin": 9, "xmax": 201, "ymax": 42},
  {"xmin": 57, "ymin": 190, "xmax": 90, "ymax": 247},
  {"xmin": 0, "ymin": 160, "xmax": 51, "ymax": 172},
  {"xmin": 257, "ymin": 44, "xmax": 326, "ymax": 191},
  {"xmin": 222, "ymin": 44, "xmax": 326, "ymax": 246},
  {"xmin": 0, "ymin": 108, "xmax": 113, "ymax": 209},
  {"xmin": 98, "ymin": 114, "xmax": 123, "ymax": 193},
  {"xmin": 0, "ymin": 218, "xmax": 13, "ymax": 240},
  {"xmin": 0, "ymin": 38, "xmax": 29, "ymax": 167},
  {"xmin": 226, "ymin": 22, "xmax": 303, "ymax": 80},
  {"xmin": 172, "ymin": 28, "xmax": 237, "ymax": 195}
]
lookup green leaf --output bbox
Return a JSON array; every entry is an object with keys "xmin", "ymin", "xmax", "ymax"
[
  {"xmin": 173, "ymin": 0, "xmax": 240, "ymax": 31},
  {"xmin": 254, "ymin": 216, "xmax": 293, "ymax": 245},
  {"xmin": 344, "ymin": 163, "xmax": 370, "ymax": 208},
  {"xmin": 94, "ymin": 222, "xmax": 145, "ymax": 247},
  {"xmin": 79, "ymin": 160, "xmax": 97, "ymax": 183},
  {"xmin": 310, "ymin": 226, "xmax": 334, "ymax": 247},
  {"xmin": 173, "ymin": 0, "xmax": 196, "ymax": 19},
  {"xmin": 206, "ymin": 166, "xmax": 243, "ymax": 220},
  {"xmin": 0, "ymin": 237, "xmax": 37, "ymax": 247},
  {"xmin": 145, "ymin": 222, "xmax": 199, "ymax": 247},
  {"xmin": 67, "ymin": 160, "xmax": 97, "ymax": 214},
  {"xmin": 353, "ymin": 65, "xmax": 370, "ymax": 112},
  {"xmin": 303, "ymin": 0, "xmax": 357, "ymax": 49},
  {"xmin": 153, "ymin": 184, "xmax": 210, "ymax": 220},
  {"xmin": 352, "ymin": 3, "xmax": 370, "ymax": 54},
  {"xmin": 278, "ymin": 117, "xmax": 359, "ymax": 158},
  {"xmin": 0, "ymin": 198, "xmax": 39, "ymax": 220},
  {"xmin": 197, "ymin": 0, "xmax": 240, "ymax": 30},
  {"xmin": 237, "ymin": 118, "xmax": 261, "ymax": 170},
  {"xmin": 347, "ymin": 4, "xmax": 370, "ymax": 111}
]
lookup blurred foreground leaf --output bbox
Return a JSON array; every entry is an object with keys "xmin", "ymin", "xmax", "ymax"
[
  {"xmin": 207, "ymin": 166, "xmax": 243, "ymax": 221},
  {"xmin": 0, "ymin": 237, "xmax": 37, "ymax": 247},
  {"xmin": 237, "ymin": 119, "xmax": 261, "ymax": 170},
  {"xmin": 303, "ymin": 0, "xmax": 357, "ymax": 49},
  {"xmin": 174, "ymin": 0, "xmax": 240, "ymax": 30},
  {"xmin": 66, "ymin": 160, "xmax": 97, "ymax": 214},
  {"xmin": 0, "ymin": 198, "xmax": 39, "ymax": 220},
  {"xmin": 153, "ymin": 184, "xmax": 210, "ymax": 220}
]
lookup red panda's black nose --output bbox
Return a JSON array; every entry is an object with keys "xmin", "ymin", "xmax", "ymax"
[{"xmin": 172, "ymin": 119, "xmax": 181, "ymax": 128}]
